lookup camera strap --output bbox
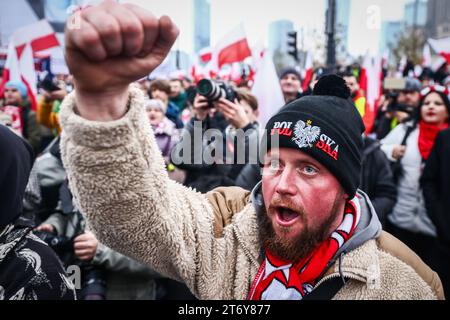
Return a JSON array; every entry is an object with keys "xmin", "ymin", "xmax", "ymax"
[{"xmin": 400, "ymin": 124, "xmax": 415, "ymax": 147}]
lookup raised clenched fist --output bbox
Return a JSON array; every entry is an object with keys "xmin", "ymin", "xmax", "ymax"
[{"xmin": 64, "ymin": 1, "xmax": 179, "ymax": 120}]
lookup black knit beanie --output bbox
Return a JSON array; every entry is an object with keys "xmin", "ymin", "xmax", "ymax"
[{"xmin": 262, "ymin": 75, "xmax": 365, "ymax": 198}]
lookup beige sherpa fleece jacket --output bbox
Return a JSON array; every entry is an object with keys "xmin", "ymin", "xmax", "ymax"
[{"xmin": 59, "ymin": 86, "xmax": 444, "ymax": 300}]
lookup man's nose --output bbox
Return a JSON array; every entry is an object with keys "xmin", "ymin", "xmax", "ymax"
[{"xmin": 275, "ymin": 167, "xmax": 297, "ymax": 196}]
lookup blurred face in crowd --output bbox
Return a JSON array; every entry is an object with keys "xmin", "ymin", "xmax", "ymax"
[
  {"xmin": 146, "ymin": 106, "xmax": 165, "ymax": 126},
  {"xmin": 169, "ymin": 80, "xmax": 183, "ymax": 98},
  {"xmin": 240, "ymin": 99, "xmax": 259, "ymax": 124},
  {"xmin": 280, "ymin": 74, "xmax": 301, "ymax": 96},
  {"xmin": 260, "ymin": 148, "xmax": 346, "ymax": 261},
  {"xmin": 151, "ymin": 89, "xmax": 169, "ymax": 105},
  {"xmin": 4, "ymin": 87, "xmax": 22, "ymax": 105},
  {"xmin": 421, "ymin": 92, "xmax": 449, "ymax": 126},
  {"xmin": 343, "ymin": 75, "xmax": 360, "ymax": 97},
  {"xmin": 398, "ymin": 90, "xmax": 420, "ymax": 107}
]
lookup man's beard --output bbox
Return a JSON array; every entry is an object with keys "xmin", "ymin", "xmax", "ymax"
[{"xmin": 258, "ymin": 194, "xmax": 343, "ymax": 262}]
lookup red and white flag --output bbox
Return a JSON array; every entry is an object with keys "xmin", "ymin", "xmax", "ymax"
[
  {"xmin": 0, "ymin": 20, "xmax": 59, "ymax": 111},
  {"xmin": 198, "ymin": 47, "xmax": 212, "ymax": 64},
  {"xmin": 428, "ymin": 37, "xmax": 450, "ymax": 64},
  {"xmin": 211, "ymin": 23, "xmax": 252, "ymax": 71},
  {"xmin": 302, "ymin": 50, "xmax": 314, "ymax": 92},
  {"xmin": 359, "ymin": 53, "xmax": 382, "ymax": 133},
  {"xmin": 251, "ymin": 50, "xmax": 285, "ymax": 127}
]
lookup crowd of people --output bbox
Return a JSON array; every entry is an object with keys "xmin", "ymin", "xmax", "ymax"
[{"xmin": 0, "ymin": 2, "xmax": 449, "ymax": 300}]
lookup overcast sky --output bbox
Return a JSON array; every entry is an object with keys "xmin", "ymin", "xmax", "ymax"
[{"xmin": 125, "ymin": 0, "xmax": 409, "ymax": 57}]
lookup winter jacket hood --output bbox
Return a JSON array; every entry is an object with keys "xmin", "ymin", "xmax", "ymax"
[{"xmin": 0, "ymin": 125, "xmax": 34, "ymax": 230}]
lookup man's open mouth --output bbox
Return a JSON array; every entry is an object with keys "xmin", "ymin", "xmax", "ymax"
[{"xmin": 274, "ymin": 206, "xmax": 301, "ymax": 227}]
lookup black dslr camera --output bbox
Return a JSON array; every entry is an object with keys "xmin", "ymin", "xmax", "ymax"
[
  {"xmin": 386, "ymin": 92, "xmax": 416, "ymax": 119},
  {"xmin": 196, "ymin": 79, "xmax": 237, "ymax": 107}
]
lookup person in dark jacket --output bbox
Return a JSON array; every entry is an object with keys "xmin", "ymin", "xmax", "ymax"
[
  {"xmin": 360, "ymin": 136, "xmax": 397, "ymax": 226},
  {"xmin": 0, "ymin": 124, "xmax": 75, "ymax": 300},
  {"xmin": 173, "ymin": 88, "xmax": 260, "ymax": 193},
  {"xmin": 421, "ymin": 128, "xmax": 450, "ymax": 298}
]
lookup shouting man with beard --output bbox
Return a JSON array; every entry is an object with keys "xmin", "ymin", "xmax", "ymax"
[{"xmin": 60, "ymin": 2, "xmax": 443, "ymax": 300}]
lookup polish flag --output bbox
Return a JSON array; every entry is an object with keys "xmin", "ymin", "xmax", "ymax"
[
  {"xmin": 428, "ymin": 37, "xmax": 450, "ymax": 64},
  {"xmin": 302, "ymin": 51, "xmax": 314, "ymax": 92},
  {"xmin": 252, "ymin": 50, "xmax": 285, "ymax": 127},
  {"xmin": 0, "ymin": 20, "xmax": 59, "ymax": 111},
  {"xmin": 190, "ymin": 57, "xmax": 209, "ymax": 83},
  {"xmin": 198, "ymin": 47, "xmax": 212, "ymax": 64},
  {"xmin": 13, "ymin": 20, "xmax": 59, "ymax": 58},
  {"xmin": 359, "ymin": 53, "xmax": 382, "ymax": 134},
  {"xmin": 211, "ymin": 24, "xmax": 252, "ymax": 70},
  {"xmin": 1, "ymin": 42, "xmax": 39, "ymax": 111}
]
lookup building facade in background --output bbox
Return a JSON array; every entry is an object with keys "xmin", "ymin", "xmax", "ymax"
[
  {"xmin": 404, "ymin": 0, "xmax": 428, "ymax": 29},
  {"xmin": 193, "ymin": 0, "xmax": 211, "ymax": 53},
  {"xmin": 336, "ymin": 0, "xmax": 351, "ymax": 61},
  {"xmin": 268, "ymin": 20, "xmax": 294, "ymax": 53},
  {"xmin": 379, "ymin": 21, "xmax": 403, "ymax": 55},
  {"xmin": 427, "ymin": 0, "xmax": 450, "ymax": 38}
]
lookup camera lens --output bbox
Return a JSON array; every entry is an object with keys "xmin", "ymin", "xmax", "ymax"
[
  {"xmin": 197, "ymin": 79, "xmax": 225, "ymax": 101},
  {"xmin": 198, "ymin": 79, "xmax": 214, "ymax": 97}
]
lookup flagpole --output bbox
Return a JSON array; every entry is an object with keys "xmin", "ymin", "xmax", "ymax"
[{"xmin": 326, "ymin": 0, "xmax": 336, "ymax": 69}]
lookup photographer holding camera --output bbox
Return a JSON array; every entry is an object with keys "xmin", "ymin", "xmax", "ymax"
[
  {"xmin": 172, "ymin": 81, "xmax": 260, "ymax": 193},
  {"xmin": 374, "ymin": 78, "xmax": 422, "ymax": 140}
]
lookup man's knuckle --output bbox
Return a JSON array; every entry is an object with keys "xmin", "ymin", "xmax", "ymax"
[
  {"xmin": 100, "ymin": 21, "xmax": 121, "ymax": 38},
  {"xmin": 80, "ymin": 30, "xmax": 100, "ymax": 47},
  {"xmin": 121, "ymin": 21, "xmax": 142, "ymax": 36}
]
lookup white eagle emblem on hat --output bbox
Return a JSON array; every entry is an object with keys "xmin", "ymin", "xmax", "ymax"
[{"xmin": 292, "ymin": 120, "xmax": 321, "ymax": 149}]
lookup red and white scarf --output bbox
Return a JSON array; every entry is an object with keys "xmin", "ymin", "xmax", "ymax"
[{"xmin": 247, "ymin": 196, "xmax": 361, "ymax": 300}]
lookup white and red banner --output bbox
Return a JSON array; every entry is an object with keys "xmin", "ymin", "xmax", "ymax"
[
  {"xmin": 210, "ymin": 23, "xmax": 252, "ymax": 71},
  {"xmin": 251, "ymin": 50, "xmax": 285, "ymax": 127},
  {"xmin": 0, "ymin": 20, "xmax": 59, "ymax": 111},
  {"xmin": 302, "ymin": 50, "xmax": 314, "ymax": 92},
  {"xmin": 198, "ymin": 47, "xmax": 212, "ymax": 64},
  {"xmin": 428, "ymin": 37, "xmax": 450, "ymax": 64},
  {"xmin": 360, "ymin": 53, "xmax": 382, "ymax": 133}
]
